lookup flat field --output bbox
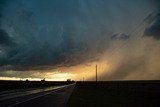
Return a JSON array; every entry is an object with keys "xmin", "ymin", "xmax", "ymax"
[{"xmin": 67, "ymin": 81, "xmax": 160, "ymax": 107}]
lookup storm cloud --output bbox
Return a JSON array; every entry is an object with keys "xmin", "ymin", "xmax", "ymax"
[
  {"xmin": 0, "ymin": 29, "xmax": 15, "ymax": 47},
  {"xmin": 0, "ymin": 0, "xmax": 144, "ymax": 71},
  {"xmin": 111, "ymin": 33, "xmax": 129, "ymax": 40},
  {"xmin": 0, "ymin": 0, "xmax": 160, "ymax": 80},
  {"xmin": 144, "ymin": 13, "xmax": 160, "ymax": 40}
]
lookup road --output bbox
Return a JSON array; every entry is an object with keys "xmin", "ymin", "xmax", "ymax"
[{"xmin": 0, "ymin": 83, "xmax": 75, "ymax": 107}]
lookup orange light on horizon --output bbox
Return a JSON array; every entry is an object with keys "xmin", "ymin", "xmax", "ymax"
[{"xmin": 0, "ymin": 59, "xmax": 110, "ymax": 81}]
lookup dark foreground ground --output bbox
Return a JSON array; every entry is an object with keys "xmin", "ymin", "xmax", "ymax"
[
  {"xmin": 1, "ymin": 80, "xmax": 160, "ymax": 107},
  {"xmin": 67, "ymin": 81, "xmax": 160, "ymax": 107},
  {"xmin": 0, "ymin": 83, "xmax": 75, "ymax": 107},
  {"xmin": 0, "ymin": 81, "xmax": 75, "ymax": 107}
]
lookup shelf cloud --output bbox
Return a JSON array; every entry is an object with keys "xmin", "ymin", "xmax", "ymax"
[{"xmin": 0, "ymin": 0, "xmax": 160, "ymax": 80}]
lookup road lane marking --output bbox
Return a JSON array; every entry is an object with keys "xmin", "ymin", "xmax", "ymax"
[
  {"xmin": 0, "ymin": 85, "xmax": 71, "ymax": 101},
  {"xmin": 8, "ymin": 83, "xmax": 76, "ymax": 107}
]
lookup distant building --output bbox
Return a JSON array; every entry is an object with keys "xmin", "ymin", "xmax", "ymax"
[{"xmin": 67, "ymin": 79, "xmax": 71, "ymax": 82}]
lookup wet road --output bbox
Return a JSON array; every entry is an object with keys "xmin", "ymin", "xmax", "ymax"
[{"xmin": 0, "ymin": 83, "xmax": 75, "ymax": 107}]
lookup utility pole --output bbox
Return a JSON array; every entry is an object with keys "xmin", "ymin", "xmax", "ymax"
[{"xmin": 96, "ymin": 64, "xmax": 97, "ymax": 82}]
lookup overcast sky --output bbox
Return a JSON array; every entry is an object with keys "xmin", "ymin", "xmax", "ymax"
[{"xmin": 0, "ymin": 0, "xmax": 160, "ymax": 81}]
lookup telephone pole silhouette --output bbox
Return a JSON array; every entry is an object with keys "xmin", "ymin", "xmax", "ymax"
[{"xmin": 96, "ymin": 64, "xmax": 98, "ymax": 82}]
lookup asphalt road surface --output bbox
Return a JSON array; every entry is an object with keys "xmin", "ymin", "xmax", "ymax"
[{"xmin": 0, "ymin": 83, "xmax": 75, "ymax": 107}]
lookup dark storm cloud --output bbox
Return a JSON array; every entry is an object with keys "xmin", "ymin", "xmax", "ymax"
[
  {"xmin": 0, "ymin": 0, "xmax": 158, "ymax": 72},
  {"xmin": 111, "ymin": 33, "xmax": 129, "ymax": 40},
  {"xmin": 144, "ymin": 13, "xmax": 160, "ymax": 40},
  {"xmin": 0, "ymin": 0, "xmax": 9, "ymax": 23},
  {"xmin": 0, "ymin": 29, "xmax": 15, "ymax": 47},
  {"xmin": 0, "ymin": 0, "xmax": 109, "ymax": 71}
]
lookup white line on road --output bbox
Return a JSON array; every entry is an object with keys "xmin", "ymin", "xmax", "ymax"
[{"xmin": 8, "ymin": 83, "xmax": 76, "ymax": 107}]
